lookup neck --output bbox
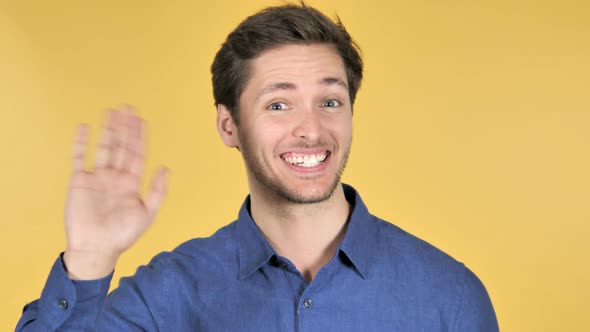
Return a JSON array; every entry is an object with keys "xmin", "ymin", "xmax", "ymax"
[{"xmin": 249, "ymin": 184, "xmax": 351, "ymax": 283}]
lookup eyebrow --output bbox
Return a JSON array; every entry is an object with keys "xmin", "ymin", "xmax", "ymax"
[{"xmin": 255, "ymin": 77, "xmax": 348, "ymax": 102}]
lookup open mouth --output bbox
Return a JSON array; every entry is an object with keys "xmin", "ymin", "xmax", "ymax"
[{"xmin": 281, "ymin": 151, "xmax": 330, "ymax": 168}]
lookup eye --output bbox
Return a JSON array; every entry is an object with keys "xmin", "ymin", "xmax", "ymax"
[
  {"xmin": 322, "ymin": 99, "xmax": 341, "ymax": 108},
  {"xmin": 267, "ymin": 102, "xmax": 289, "ymax": 111}
]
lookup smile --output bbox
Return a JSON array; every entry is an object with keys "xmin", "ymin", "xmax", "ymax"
[{"xmin": 281, "ymin": 152, "xmax": 329, "ymax": 168}]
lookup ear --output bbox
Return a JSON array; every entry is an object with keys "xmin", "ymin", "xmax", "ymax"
[{"xmin": 216, "ymin": 104, "xmax": 239, "ymax": 148}]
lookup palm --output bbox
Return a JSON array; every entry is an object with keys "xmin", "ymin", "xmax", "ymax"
[{"xmin": 66, "ymin": 170, "xmax": 148, "ymax": 254}]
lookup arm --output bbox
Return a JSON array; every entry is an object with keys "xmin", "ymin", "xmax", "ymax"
[
  {"xmin": 17, "ymin": 107, "xmax": 169, "ymax": 331},
  {"xmin": 16, "ymin": 255, "xmax": 113, "ymax": 331},
  {"xmin": 16, "ymin": 254, "xmax": 168, "ymax": 331}
]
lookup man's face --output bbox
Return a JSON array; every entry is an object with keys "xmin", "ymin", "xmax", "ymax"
[{"xmin": 232, "ymin": 43, "xmax": 353, "ymax": 204}]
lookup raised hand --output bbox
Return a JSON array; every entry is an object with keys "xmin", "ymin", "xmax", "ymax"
[{"xmin": 63, "ymin": 106, "xmax": 168, "ymax": 280}]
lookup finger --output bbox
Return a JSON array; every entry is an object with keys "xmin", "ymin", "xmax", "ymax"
[
  {"xmin": 72, "ymin": 124, "xmax": 89, "ymax": 173},
  {"xmin": 127, "ymin": 115, "xmax": 146, "ymax": 177},
  {"xmin": 111, "ymin": 109, "xmax": 126, "ymax": 170},
  {"xmin": 144, "ymin": 167, "xmax": 169, "ymax": 219},
  {"xmin": 120, "ymin": 105, "xmax": 138, "ymax": 173},
  {"xmin": 95, "ymin": 109, "xmax": 115, "ymax": 169}
]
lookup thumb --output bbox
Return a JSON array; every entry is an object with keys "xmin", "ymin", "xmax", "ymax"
[{"xmin": 145, "ymin": 166, "xmax": 169, "ymax": 218}]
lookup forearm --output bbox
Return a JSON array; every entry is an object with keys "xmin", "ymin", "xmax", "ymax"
[{"xmin": 16, "ymin": 254, "xmax": 113, "ymax": 331}]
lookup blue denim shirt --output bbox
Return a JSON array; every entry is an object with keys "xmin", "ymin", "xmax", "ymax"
[{"xmin": 17, "ymin": 184, "xmax": 498, "ymax": 331}]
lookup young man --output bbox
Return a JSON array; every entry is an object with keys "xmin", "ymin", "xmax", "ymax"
[{"xmin": 17, "ymin": 4, "xmax": 498, "ymax": 331}]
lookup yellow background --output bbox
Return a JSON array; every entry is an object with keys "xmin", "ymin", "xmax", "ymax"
[{"xmin": 1, "ymin": 0, "xmax": 589, "ymax": 330}]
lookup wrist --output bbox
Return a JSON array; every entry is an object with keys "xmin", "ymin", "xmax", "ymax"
[{"xmin": 63, "ymin": 249, "xmax": 119, "ymax": 280}]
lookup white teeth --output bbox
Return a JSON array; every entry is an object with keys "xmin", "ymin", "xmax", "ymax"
[{"xmin": 283, "ymin": 153, "xmax": 328, "ymax": 167}]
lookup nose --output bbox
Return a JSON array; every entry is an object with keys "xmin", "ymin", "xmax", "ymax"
[{"xmin": 292, "ymin": 107, "xmax": 322, "ymax": 142}]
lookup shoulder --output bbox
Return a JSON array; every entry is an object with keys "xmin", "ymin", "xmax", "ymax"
[
  {"xmin": 105, "ymin": 222, "xmax": 240, "ymax": 325},
  {"xmin": 367, "ymin": 216, "xmax": 497, "ymax": 327},
  {"xmin": 369, "ymin": 216, "xmax": 464, "ymax": 275},
  {"xmin": 113, "ymin": 221, "xmax": 239, "ymax": 302},
  {"xmin": 346, "ymin": 184, "xmax": 468, "ymax": 282},
  {"xmin": 146, "ymin": 221, "xmax": 239, "ymax": 277},
  {"xmin": 366, "ymin": 216, "xmax": 488, "ymax": 298}
]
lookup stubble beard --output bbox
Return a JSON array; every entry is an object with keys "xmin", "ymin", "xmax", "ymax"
[{"xmin": 239, "ymin": 133, "xmax": 351, "ymax": 205}]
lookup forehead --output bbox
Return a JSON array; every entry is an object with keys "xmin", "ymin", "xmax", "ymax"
[{"xmin": 243, "ymin": 43, "xmax": 348, "ymax": 96}]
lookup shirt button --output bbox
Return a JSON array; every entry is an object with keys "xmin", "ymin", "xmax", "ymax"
[
  {"xmin": 303, "ymin": 298, "xmax": 313, "ymax": 308},
  {"xmin": 57, "ymin": 299, "xmax": 68, "ymax": 310}
]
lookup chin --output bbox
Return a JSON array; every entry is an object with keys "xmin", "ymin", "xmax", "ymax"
[{"xmin": 276, "ymin": 179, "xmax": 341, "ymax": 204}]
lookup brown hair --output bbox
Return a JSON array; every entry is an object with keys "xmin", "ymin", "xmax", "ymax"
[{"xmin": 211, "ymin": 2, "xmax": 363, "ymax": 124}]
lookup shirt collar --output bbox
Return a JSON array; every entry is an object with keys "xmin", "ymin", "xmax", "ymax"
[
  {"xmin": 236, "ymin": 184, "xmax": 375, "ymax": 280},
  {"xmin": 338, "ymin": 184, "xmax": 374, "ymax": 279},
  {"xmin": 236, "ymin": 196, "xmax": 277, "ymax": 280}
]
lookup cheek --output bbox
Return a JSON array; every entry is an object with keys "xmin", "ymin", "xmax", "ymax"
[
  {"xmin": 259, "ymin": 116, "xmax": 292, "ymax": 137},
  {"xmin": 242, "ymin": 117, "xmax": 289, "ymax": 152},
  {"xmin": 329, "ymin": 116, "xmax": 353, "ymax": 141}
]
